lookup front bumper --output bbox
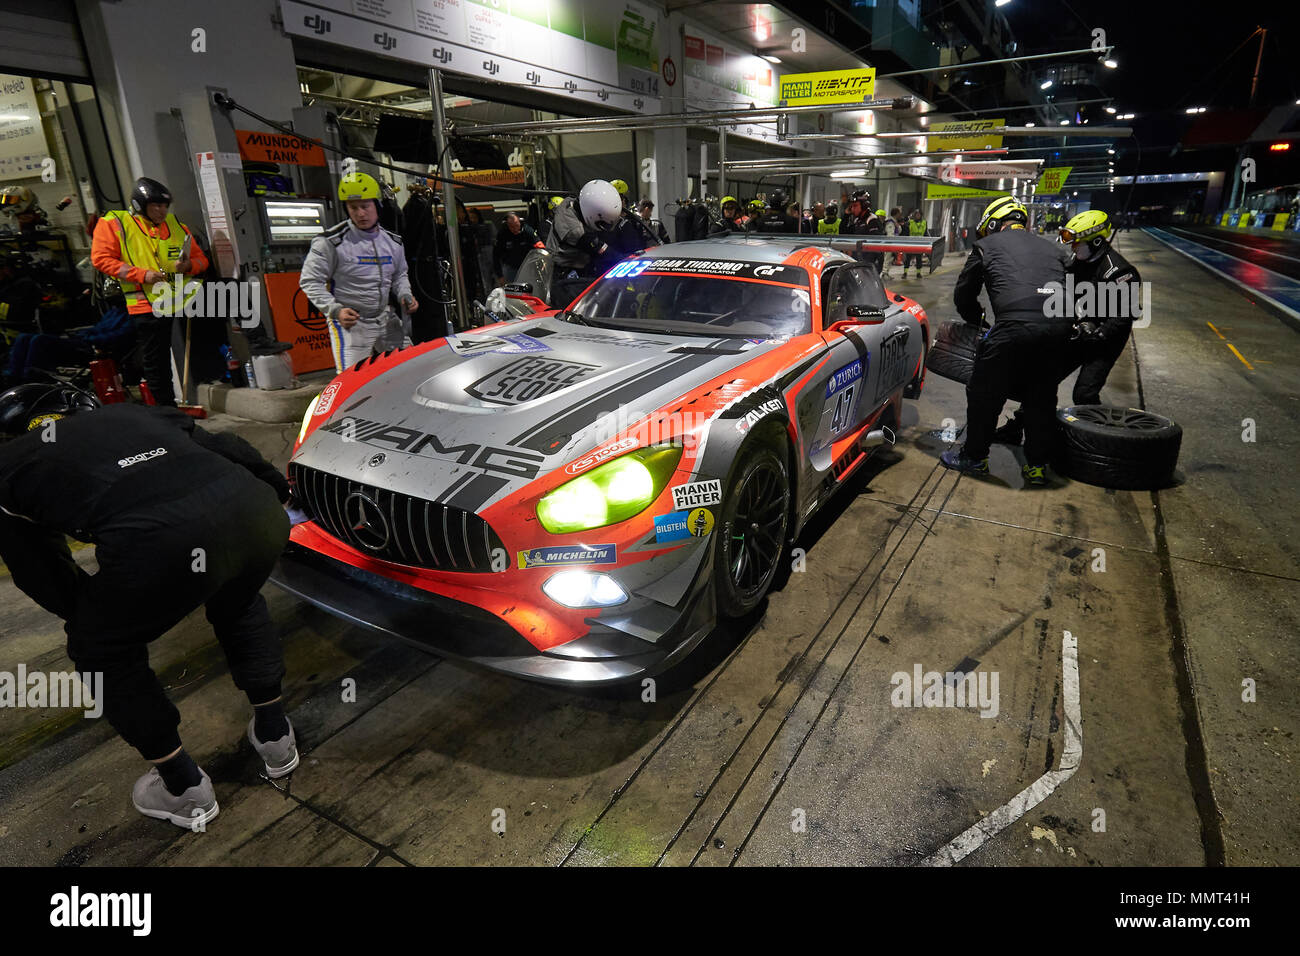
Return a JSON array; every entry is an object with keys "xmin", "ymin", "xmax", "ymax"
[{"xmin": 270, "ymin": 543, "xmax": 713, "ymax": 686}]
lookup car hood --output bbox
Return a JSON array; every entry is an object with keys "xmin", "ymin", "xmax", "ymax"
[{"xmin": 292, "ymin": 315, "xmax": 788, "ymax": 512}]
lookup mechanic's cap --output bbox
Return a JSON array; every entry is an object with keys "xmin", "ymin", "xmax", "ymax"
[
  {"xmin": 548, "ymin": 195, "xmax": 564, "ymax": 210},
  {"xmin": 976, "ymin": 195, "xmax": 1028, "ymax": 236},
  {"xmin": 611, "ymin": 179, "xmax": 629, "ymax": 195},
  {"xmin": 0, "ymin": 383, "xmax": 100, "ymax": 438},
  {"xmin": 338, "ymin": 171, "xmax": 381, "ymax": 202},
  {"xmin": 1061, "ymin": 209, "xmax": 1112, "ymax": 246}
]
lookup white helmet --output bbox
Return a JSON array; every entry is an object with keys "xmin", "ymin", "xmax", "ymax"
[{"xmin": 578, "ymin": 180, "xmax": 622, "ymax": 232}]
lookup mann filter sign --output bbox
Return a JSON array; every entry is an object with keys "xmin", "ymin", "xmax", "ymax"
[
  {"xmin": 778, "ymin": 68, "xmax": 875, "ymax": 105},
  {"xmin": 926, "ymin": 119, "xmax": 1004, "ymax": 151},
  {"xmin": 1035, "ymin": 166, "xmax": 1073, "ymax": 195}
]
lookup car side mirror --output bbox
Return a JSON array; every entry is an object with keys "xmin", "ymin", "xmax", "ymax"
[{"xmin": 827, "ymin": 305, "xmax": 887, "ymax": 334}]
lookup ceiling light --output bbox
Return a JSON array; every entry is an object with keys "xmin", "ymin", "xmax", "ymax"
[
  {"xmin": 996, "ymin": 0, "xmax": 1012, "ymax": 6},
  {"xmin": 761, "ymin": 54, "xmax": 782, "ymax": 64},
  {"xmin": 1105, "ymin": 106, "xmax": 1117, "ymax": 114},
  {"xmin": 1040, "ymin": 79, "xmax": 1054, "ymax": 90},
  {"xmin": 1025, "ymin": 121, "xmax": 1035, "ymax": 128},
  {"xmin": 1103, "ymin": 58, "xmax": 1118, "ymax": 69},
  {"xmin": 830, "ymin": 169, "xmax": 867, "ymax": 179},
  {"xmin": 1059, "ymin": 119, "xmax": 1070, "ymax": 125},
  {"xmin": 1107, "ymin": 148, "xmax": 1115, "ymax": 154}
]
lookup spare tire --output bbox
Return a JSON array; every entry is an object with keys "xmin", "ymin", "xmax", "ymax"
[
  {"xmin": 1054, "ymin": 405, "xmax": 1182, "ymax": 490},
  {"xmin": 925, "ymin": 320, "xmax": 984, "ymax": 384}
]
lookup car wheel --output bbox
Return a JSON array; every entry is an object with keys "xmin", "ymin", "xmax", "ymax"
[
  {"xmin": 715, "ymin": 439, "xmax": 791, "ymax": 618},
  {"xmin": 1053, "ymin": 405, "xmax": 1182, "ymax": 490},
  {"xmin": 925, "ymin": 320, "xmax": 983, "ymax": 385}
]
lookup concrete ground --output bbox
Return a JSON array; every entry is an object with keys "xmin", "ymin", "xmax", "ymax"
[{"xmin": 0, "ymin": 229, "xmax": 1294, "ymax": 866}]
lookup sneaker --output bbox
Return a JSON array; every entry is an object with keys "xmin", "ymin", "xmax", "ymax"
[
  {"xmin": 1022, "ymin": 464, "xmax": 1049, "ymax": 487},
  {"xmin": 248, "ymin": 717, "xmax": 299, "ymax": 779},
  {"xmin": 992, "ymin": 419, "xmax": 1024, "ymax": 445},
  {"xmin": 940, "ymin": 449, "xmax": 990, "ymax": 475},
  {"xmin": 132, "ymin": 767, "xmax": 219, "ymax": 829}
]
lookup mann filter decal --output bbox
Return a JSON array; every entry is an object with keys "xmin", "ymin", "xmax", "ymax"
[
  {"xmin": 671, "ymin": 479, "xmax": 722, "ymax": 510},
  {"xmin": 518, "ymin": 544, "xmax": 617, "ymax": 569},
  {"xmin": 467, "ymin": 356, "xmax": 599, "ymax": 405}
]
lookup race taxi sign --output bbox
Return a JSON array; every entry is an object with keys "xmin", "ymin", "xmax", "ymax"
[
  {"xmin": 924, "ymin": 183, "xmax": 1011, "ymax": 200},
  {"xmin": 778, "ymin": 68, "xmax": 876, "ymax": 105},
  {"xmin": 926, "ymin": 119, "xmax": 1004, "ymax": 152},
  {"xmin": 1034, "ymin": 166, "xmax": 1073, "ymax": 195},
  {"xmin": 235, "ymin": 130, "xmax": 327, "ymax": 167}
]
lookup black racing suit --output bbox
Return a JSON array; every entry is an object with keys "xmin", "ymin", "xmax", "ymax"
[
  {"xmin": 840, "ymin": 213, "xmax": 885, "ymax": 273},
  {"xmin": 1067, "ymin": 246, "xmax": 1141, "ymax": 405},
  {"xmin": 0, "ymin": 404, "xmax": 291, "ymax": 760},
  {"xmin": 953, "ymin": 226, "xmax": 1074, "ymax": 466},
  {"xmin": 749, "ymin": 210, "xmax": 799, "ymax": 233}
]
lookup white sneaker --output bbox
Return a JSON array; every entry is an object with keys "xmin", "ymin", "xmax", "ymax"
[{"xmin": 132, "ymin": 767, "xmax": 219, "ymax": 829}]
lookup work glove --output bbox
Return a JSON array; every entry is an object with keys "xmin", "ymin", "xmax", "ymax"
[{"xmin": 1071, "ymin": 320, "xmax": 1103, "ymax": 343}]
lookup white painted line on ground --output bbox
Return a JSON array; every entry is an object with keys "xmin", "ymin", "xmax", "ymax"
[
  {"xmin": 924, "ymin": 630, "xmax": 1081, "ymax": 866},
  {"xmin": 1145, "ymin": 228, "xmax": 1300, "ymax": 323}
]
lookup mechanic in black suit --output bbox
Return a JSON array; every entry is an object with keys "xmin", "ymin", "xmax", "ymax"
[{"xmin": 0, "ymin": 385, "xmax": 299, "ymax": 828}]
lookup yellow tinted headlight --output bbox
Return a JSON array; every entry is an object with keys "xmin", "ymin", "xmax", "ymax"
[{"xmin": 538, "ymin": 445, "xmax": 683, "ymax": 534}]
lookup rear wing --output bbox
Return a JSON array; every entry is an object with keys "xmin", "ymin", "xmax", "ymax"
[{"xmin": 717, "ymin": 234, "xmax": 946, "ymax": 271}]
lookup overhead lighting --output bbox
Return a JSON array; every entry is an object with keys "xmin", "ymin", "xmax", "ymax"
[
  {"xmin": 995, "ymin": 0, "xmax": 1012, "ymax": 6},
  {"xmin": 830, "ymin": 169, "xmax": 868, "ymax": 179},
  {"xmin": 1024, "ymin": 121, "xmax": 1035, "ymax": 128},
  {"xmin": 1040, "ymin": 79, "xmax": 1054, "ymax": 90},
  {"xmin": 1270, "ymin": 142, "xmax": 1291, "ymax": 152},
  {"xmin": 1059, "ymin": 119, "xmax": 1070, "ymax": 125},
  {"xmin": 1105, "ymin": 106, "xmax": 1117, "ymax": 114},
  {"xmin": 1102, "ymin": 58, "xmax": 1118, "ymax": 69},
  {"xmin": 1107, "ymin": 148, "xmax": 1115, "ymax": 154},
  {"xmin": 1186, "ymin": 106, "xmax": 1206, "ymax": 114},
  {"xmin": 761, "ymin": 54, "xmax": 782, "ymax": 64},
  {"xmin": 920, "ymin": 115, "xmax": 928, "ymax": 126}
]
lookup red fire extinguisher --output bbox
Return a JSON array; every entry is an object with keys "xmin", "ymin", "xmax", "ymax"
[{"xmin": 89, "ymin": 358, "xmax": 128, "ymax": 404}]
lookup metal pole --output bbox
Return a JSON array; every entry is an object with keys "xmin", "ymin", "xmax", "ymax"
[
  {"xmin": 700, "ymin": 143, "xmax": 707, "ymax": 198},
  {"xmin": 429, "ymin": 68, "xmax": 468, "ymax": 330},
  {"xmin": 877, "ymin": 46, "xmax": 1112, "ymax": 80},
  {"xmin": 718, "ymin": 128, "xmax": 727, "ymax": 201}
]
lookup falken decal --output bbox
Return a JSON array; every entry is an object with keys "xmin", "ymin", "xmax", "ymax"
[
  {"xmin": 517, "ymin": 544, "xmax": 617, "ymax": 569},
  {"xmin": 564, "ymin": 436, "xmax": 639, "ymax": 476},
  {"xmin": 734, "ymin": 398, "xmax": 784, "ymax": 433},
  {"xmin": 671, "ymin": 479, "xmax": 722, "ymax": 510}
]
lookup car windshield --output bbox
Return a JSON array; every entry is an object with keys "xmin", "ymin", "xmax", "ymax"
[{"xmin": 571, "ymin": 260, "xmax": 812, "ymax": 338}]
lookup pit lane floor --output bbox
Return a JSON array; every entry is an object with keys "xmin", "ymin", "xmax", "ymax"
[{"xmin": 0, "ymin": 230, "xmax": 1295, "ymax": 866}]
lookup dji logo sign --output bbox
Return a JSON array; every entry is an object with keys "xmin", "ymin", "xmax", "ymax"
[
  {"xmin": 526, "ymin": 70, "xmax": 540, "ymax": 85},
  {"xmin": 303, "ymin": 14, "xmax": 330, "ymax": 35},
  {"xmin": 431, "ymin": 46, "xmax": 452, "ymax": 64},
  {"xmin": 482, "ymin": 59, "xmax": 500, "ymax": 76},
  {"xmin": 564, "ymin": 80, "xmax": 577, "ymax": 93},
  {"xmin": 374, "ymin": 31, "xmax": 396, "ymax": 51}
]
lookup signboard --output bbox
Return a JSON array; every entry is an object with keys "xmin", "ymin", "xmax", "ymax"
[
  {"xmin": 236, "ymin": 129, "xmax": 327, "ymax": 167},
  {"xmin": 941, "ymin": 161, "xmax": 1043, "ymax": 181},
  {"xmin": 683, "ymin": 27, "xmax": 781, "ymax": 144},
  {"xmin": 778, "ymin": 68, "xmax": 876, "ymax": 105},
  {"xmin": 264, "ymin": 271, "xmax": 336, "ymax": 375},
  {"xmin": 925, "ymin": 183, "xmax": 1011, "ymax": 200},
  {"xmin": 926, "ymin": 119, "xmax": 1004, "ymax": 152},
  {"xmin": 280, "ymin": 0, "xmax": 661, "ymax": 114},
  {"xmin": 194, "ymin": 151, "xmax": 238, "ymax": 278},
  {"xmin": 452, "ymin": 165, "xmax": 526, "ymax": 187},
  {"xmin": 1034, "ymin": 166, "xmax": 1073, "ymax": 195},
  {"xmin": 0, "ymin": 74, "xmax": 50, "ymax": 182}
]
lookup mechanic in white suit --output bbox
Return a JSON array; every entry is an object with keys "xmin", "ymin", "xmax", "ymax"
[{"xmin": 300, "ymin": 172, "xmax": 419, "ymax": 372}]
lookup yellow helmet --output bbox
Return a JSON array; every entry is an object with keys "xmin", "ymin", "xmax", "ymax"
[
  {"xmin": 1061, "ymin": 209, "xmax": 1112, "ymax": 247},
  {"xmin": 721, "ymin": 195, "xmax": 738, "ymax": 207},
  {"xmin": 976, "ymin": 195, "xmax": 1028, "ymax": 236},
  {"xmin": 611, "ymin": 179, "xmax": 629, "ymax": 195},
  {"xmin": 338, "ymin": 172, "xmax": 380, "ymax": 202},
  {"xmin": 548, "ymin": 195, "xmax": 564, "ymax": 211}
]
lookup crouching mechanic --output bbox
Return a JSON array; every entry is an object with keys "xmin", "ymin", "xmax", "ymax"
[
  {"xmin": 300, "ymin": 172, "xmax": 418, "ymax": 372},
  {"xmin": 993, "ymin": 210, "xmax": 1142, "ymax": 445},
  {"xmin": 0, "ymin": 384, "xmax": 300, "ymax": 828},
  {"xmin": 545, "ymin": 179, "xmax": 623, "ymax": 307},
  {"xmin": 941, "ymin": 196, "xmax": 1073, "ymax": 486}
]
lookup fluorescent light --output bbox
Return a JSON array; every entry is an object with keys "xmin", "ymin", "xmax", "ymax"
[
  {"xmin": 920, "ymin": 116, "xmax": 929, "ymax": 126},
  {"xmin": 761, "ymin": 54, "xmax": 782, "ymax": 64},
  {"xmin": 830, "ymin": 169, "xmax": 867, "ymax": 179},
  {"xmin": 1105, "ymin": 106, "xmax": 1117, "ymax": 114},
  {"xmin": 1107, "ymin": 148, "xmax": 1115, "ymax": 154},
  {"xmin": 996, "ymin": 0, "xmax": 1012, "ymax": 6},
  {"xmin": 1059, "ymin": 119, "xmax": 1070, "ymax": 125},
  {"xmin": 1103, "ymin": 58, "xmax": 1118, "ymax": 69},
  {"xmin": 1040, "ymin": 79, "xmax": 1053, "ymax": 90},
  {"xmin": 1024, "ymin": 121, "xmax": 1035, "ymax": 128}
]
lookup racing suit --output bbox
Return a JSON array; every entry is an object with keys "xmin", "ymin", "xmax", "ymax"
[
  {"xmin": 299, "ymin": 219, "xmax": 414, "ymax": 372},
  {"xmin": 840, "ymin": 212, "xmax": 885, "ymax": 273},
  {"xmin": 545, "ymin": 197, "xmax": 605, "ymax": 308},
  {"xmin": 0, "ymin": 404, "xmax": 290, "ymax": 761},
  {"xmin": 953, "ymin": 226, "xmax": 1073, "ymax": 466},
  {"xmin": 1068, "ymin": 246, "xmax": 1141, "ymax": 404}
]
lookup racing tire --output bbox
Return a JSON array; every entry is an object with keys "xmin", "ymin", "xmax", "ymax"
[
  {"xmin": 1053, "ymin": 405, "xmax": 1182, "ymax": 490},
  {"xmin": 715, "ymin": 438, "xmax": 791, "ymax": 619},
  {"xmin": 925, "ymin": 320, "xmax": 983, "ymax": 385}
]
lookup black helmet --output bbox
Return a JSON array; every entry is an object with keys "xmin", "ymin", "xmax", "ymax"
[
  {"xmin": 825, "ymin": 203, "xmax": 838, "ymax": 219},
  {"xmin": 849, "ymin": 188, "xmax": 870, "ymax": 206},
  {"xmin": 0, "ymin": 383, "xmax": 100, "ymax": 437},
  {"xmin": 768, "ymin": 188, "xmax": 788, "ymax": 210},
  {"xmin": 130, "ymin": 177, "xmax": 172, "ymax": 215}
]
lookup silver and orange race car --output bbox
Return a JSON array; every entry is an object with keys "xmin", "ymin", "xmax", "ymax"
[{"xmin": 271, "ymin": 236, "xmax": 933, "ymax": 685}]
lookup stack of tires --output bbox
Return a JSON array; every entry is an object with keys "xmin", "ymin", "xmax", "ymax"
[{"xmin": 924, "ymin": 320, "xmax": 983, "ymax": 385}]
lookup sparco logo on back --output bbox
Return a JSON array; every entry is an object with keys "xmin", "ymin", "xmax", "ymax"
[{"xmin": 117, "ymin": 447, "xmax": 167, "ymax": 468}]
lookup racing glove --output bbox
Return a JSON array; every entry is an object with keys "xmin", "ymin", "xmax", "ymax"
[{"xmin": 1071, "ymin": 321, "xmax": 1104, "ymax": 343}]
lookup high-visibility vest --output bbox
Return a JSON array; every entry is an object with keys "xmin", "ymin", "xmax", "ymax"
[
  {"xmin": 908, "ymin": 218, "xmax": 927, "ymax": 236},
  {"xmin": 817, "ymin": 217, "xmax": 840, "ymax": 234},
  {"xmin": 104, "ymin": 209, "xmax": 202, "ymax": 316}
]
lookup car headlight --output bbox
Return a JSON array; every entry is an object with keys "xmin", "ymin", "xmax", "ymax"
[
  {"xmin": 537, "ymin": 444, "xmax": 682, "ymax": 533},
  {"xmin": 297, "ymin": 393, "xmax": 321, "ymax": 445}
]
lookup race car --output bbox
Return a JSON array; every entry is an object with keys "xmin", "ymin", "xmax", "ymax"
[{"xmin": 271, "ymin": 236, "xmax": 931, "ymax": 685}]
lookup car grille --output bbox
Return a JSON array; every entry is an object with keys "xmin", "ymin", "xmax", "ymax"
[{"xmin": 289, "ymin": 463, "xmax": 505, "ymax": 572}]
